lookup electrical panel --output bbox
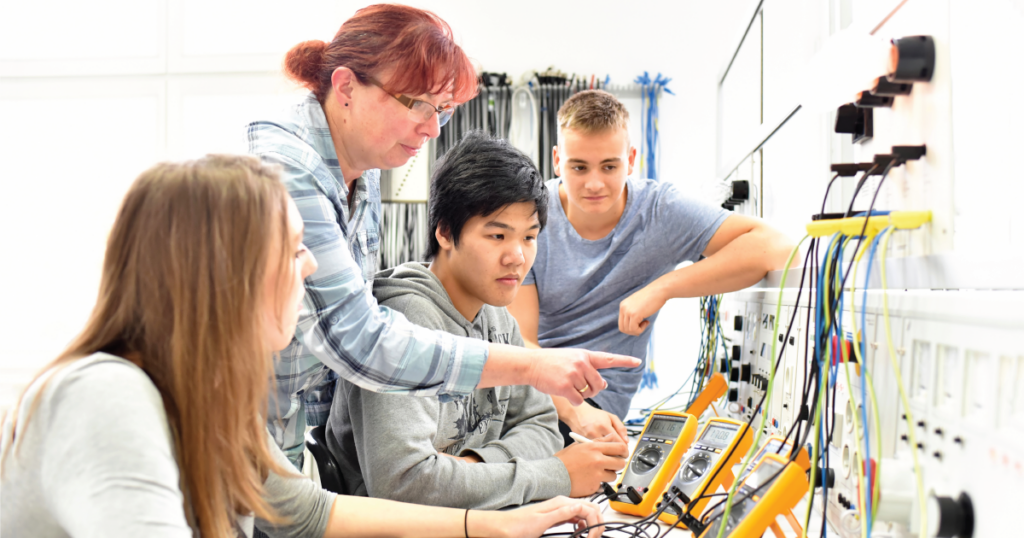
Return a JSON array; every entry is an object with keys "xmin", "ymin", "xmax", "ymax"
[
  {"xmin": 720, "ymin": 291, "xmax": 1023, "ymax": 538},
  {"xmin": 711, "ymin": 1, "xmax": 1024, "ymax": 537}
]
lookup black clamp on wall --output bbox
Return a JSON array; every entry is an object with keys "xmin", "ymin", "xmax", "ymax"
[
  {"xmin": 721, "ymin": 180, "xmax": 750, "ymax": 211},
  {"xmin": 856, "ymin": 91, "xmax": 894, "ymax": 108},
  {"xmin": 888, "ymin": 36, "xmax": 936, "ymax": 83},
  {"xmin": 872, "ymin": 76, "xmax": 912, "ymax": 96},
  {"xmin": 834, "ymin": 104, "xmax": 872, "ymax": 144}
]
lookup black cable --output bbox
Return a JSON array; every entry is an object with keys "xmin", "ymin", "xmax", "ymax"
[{"xmin": 842, "ymin": 165, "xmax": 879, "ymax": 218}]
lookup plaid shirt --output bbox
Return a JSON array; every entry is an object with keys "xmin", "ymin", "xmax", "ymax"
[{"xmin": 247, "ymin": 94, "xmax": 488, "ymax": 466}]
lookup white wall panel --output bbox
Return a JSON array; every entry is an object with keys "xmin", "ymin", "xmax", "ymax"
[
  {"xmin": 0, "ymin": 0, "xmax": 165, "ymax": 76},
  {"xmin": 948, "ymin": 0, "xmax": 1024, "ymax": 256},
  {"xmin": 167, "ymin": 74, "xmax": 307, "ymax": 159},
  {"xmin": 0, "ymin": 78, "xmax": 164, "ymax": 414},
  {"xmin": 168, "ymin": 0, "xmax": 350, "ymax": 73},
  {"xmin": 717, "ymin": 12, "xmax": 761, "ymax": 175},
  {"xmin": 762, "ymin": 0, "xmax": 826, "ymax": 127}
]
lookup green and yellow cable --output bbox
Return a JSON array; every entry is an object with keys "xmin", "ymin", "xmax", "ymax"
[
  {"xmin": 715, "ymin": 235, "xmax": 808, "ymax": 538},
  {"xmin": 879, "ymin": 228, "xmax": 927, "ymax": 538}
]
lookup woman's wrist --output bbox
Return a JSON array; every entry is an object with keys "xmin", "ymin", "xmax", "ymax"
[
  {"xmin": 479, "ymin": 344, "xmax": 532, "ymax": 389},
  {"xmin": 467, "ymin": 509, "xmax": 507, "ymax": 538}
]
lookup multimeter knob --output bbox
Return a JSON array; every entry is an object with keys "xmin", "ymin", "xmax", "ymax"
[
  {"xmin": 680, "ymin": 453, "xmax": 712, "ymax": 482},
  {"xmin": 632, "ymin": 446, "xmax": 663, "ymax": 474}
]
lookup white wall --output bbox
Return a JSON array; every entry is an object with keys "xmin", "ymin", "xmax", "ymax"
[{"xmin": 0, "ymin": 0, "xmax": 746, "ymax": 415}]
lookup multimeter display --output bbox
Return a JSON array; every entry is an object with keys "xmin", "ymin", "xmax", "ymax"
[
  {"xmin": 743, "ymin": 439, "xmax": 784, "ymax": 475},
  {"xmin": 647, "ymin": 418, "xmax": 686, "ymax": 438},
  {"xmin": 700, "ymin": 425, "xmax": 737, "ymax": 448}
]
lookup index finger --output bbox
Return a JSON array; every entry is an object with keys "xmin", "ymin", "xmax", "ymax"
[
  {"xmin": 584, "ymin": 351, "xmax": 641, "ymax": 370},
  {"xmin": 611, "ymin": 416, "xmax": 628, "ymax": 442}
]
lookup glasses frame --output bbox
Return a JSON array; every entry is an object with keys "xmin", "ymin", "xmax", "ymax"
[{"xmin": 362, "ymin": 75, "xmax": 454, "ymax": 127}]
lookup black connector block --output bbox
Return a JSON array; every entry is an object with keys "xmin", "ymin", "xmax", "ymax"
[
  {"xmin": 856, "ymin": 91, "xmax": 894, "ymax": 108},
  {"xmin": 625, "ymin": 486, "xmax": 645, "ymax": 505},
  {"xmin": 721, "ymin": 202, "xmax": 736, "ymax": 211},
  {"xmin": 720, "ymin": 358, "xmax": 729, "ymax": 374},
  {"xmin": 809, "ymin": 467, "xmax": 836, "ymax": 488},
  {"xmin": 734, "ymin": 316, "xmax": 743, "ymax": 331},
  {"xmin": 830, "ymin": 162, "xmax": 875, "ymax": 177},
  {"xmin": 731, "ymin": 345, "xmax": 741, "ymax": 362},
  {"xmin": 933, "ymin": 492, "xmax": 975, "ymax": 538},
  {"xmin": 740, "ymin": 364, "xmax": 752, "ymax": 383},
  {"xmin": 892, "ymin": 145, "xmax": 927, "ymax": 162},
  {"xmin": 872, "ymin": 154, "xmax": 898, "ymax": 171},
  {"xmin": 812, "ymin": 212, "xmax": 849, "ymax": 221},
  {"xmin": 730, "ymin": 180, "xmax": 750, "ymax": 201},
  {"xmin": 730, "ymin": 367, "xmax": 740, "ymax": 383},
  {"xmin": 728, "ymin": 388, "xmax": 739, "ymax": 402},
  {"xmin": 872, "ymin": 76, "xmax": 912, "ymax": 96},
  {"xmin": 834, "ymin": 103, "xmax": 873, "ymax": 143},
  {"xmin": 889, "ymin": 36, "xmax": 936, "ymax": 83}
]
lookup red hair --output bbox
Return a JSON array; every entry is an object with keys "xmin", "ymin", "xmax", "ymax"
[{"xmin": 285, "ymin": 4, "xmax": 478, "ymax": 104}]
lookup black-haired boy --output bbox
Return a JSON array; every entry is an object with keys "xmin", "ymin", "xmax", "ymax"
[{"xmin": 326, "ymin": 132, "xmax": 627, "ymax": 509}]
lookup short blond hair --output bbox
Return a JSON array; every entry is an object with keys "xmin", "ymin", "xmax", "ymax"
[{"xmin": 557, "ymin": 89, "xmax": 630, "ymax": 136}]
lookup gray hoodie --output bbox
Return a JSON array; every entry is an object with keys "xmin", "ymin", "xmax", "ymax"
[{"xmin": 325, "ymin": 262, "xmax": 570, "ymax": 509}]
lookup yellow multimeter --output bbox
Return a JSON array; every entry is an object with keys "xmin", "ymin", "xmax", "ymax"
[
  {"xmin": 696, "ymin": 453, "xmax": 809, "ymax": 538},
  {"xmin": 684, "ymin": 373, "xmax": 728, "ymax": 418},
  {"xmin": 609, "ymin": 411, "xmax": 698, "ymax": 517},
  {"xmin": 740, "ymin": 435, "xmax": 811, "ymax": 480},
  {"xmin": 657, "ymin": 417, "xmax": 753, "ymax": 525}
]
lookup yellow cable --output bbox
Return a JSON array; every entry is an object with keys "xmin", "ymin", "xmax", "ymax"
[
  {"xmin": 879, "ymin": 228, "xmax": 927, "ymax": 538},
  {"xmin": 845, "ymin": 257, "xmax": 869, "ymax": 538},
  {"xmin": 865, "ymin": 370, "xmax": 883, "ymax": 514}
]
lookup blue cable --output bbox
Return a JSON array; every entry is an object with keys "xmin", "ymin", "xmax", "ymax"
[
  {"xmin": 860, "ymin": 229, "xmax": 888, "ymax": 535},
  {"xmin": 633, "ymin": 72, "xmax": 674, "ymax": 182}
]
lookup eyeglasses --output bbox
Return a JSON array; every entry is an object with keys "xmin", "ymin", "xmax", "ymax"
[{"xmin": 363, "ymin": 76, "xmax": 454, "ymax": 127}]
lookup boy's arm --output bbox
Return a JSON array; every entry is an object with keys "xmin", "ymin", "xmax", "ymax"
[
  {"xmin": 619, "ymin": 214, "xmax": 795, "ymax": 336},
  {"xmin": 349, "ymin": 386, "xmax": 568, "ymax": 509}
]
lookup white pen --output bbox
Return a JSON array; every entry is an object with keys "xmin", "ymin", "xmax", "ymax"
[{"xmin": 568, "ymin": 432, "xmax": 593, "ymax": 444}]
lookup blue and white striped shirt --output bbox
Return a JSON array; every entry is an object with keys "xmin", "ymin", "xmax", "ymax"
[{"xmin": 247, "ymin": 94, "xmax": 489, "ymax": 466}]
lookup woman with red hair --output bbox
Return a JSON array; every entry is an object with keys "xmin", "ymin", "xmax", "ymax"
[{"xmin": 246, "ymin": 3, "xmax": 638, "ymax": 472}]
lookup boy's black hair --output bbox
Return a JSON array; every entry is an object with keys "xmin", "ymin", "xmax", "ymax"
[{"xmin": 428, "ymin": 131, "xmax": 548, "ymax": 259}]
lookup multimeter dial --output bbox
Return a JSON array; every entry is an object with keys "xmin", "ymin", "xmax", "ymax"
[
  {"xmin": 631, "ymin": 445, "xmax": 664, "ymax": 475},
  {"xmin": 680, "ymin": 453, "xmax": 712, "ymax": 483}
]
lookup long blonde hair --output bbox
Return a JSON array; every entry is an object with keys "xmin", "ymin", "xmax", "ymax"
[{"xmin": 5, "ymin": 154, "xmax": 292, "ymax": 536}]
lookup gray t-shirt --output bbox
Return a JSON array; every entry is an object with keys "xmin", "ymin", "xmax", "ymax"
[
  {"xmin": 524, "ymin": 177, "xmax": 729, "ymax": 419},
  {"xmin": 0, "ymin": 353, "xmax": 335, "ymax": 538}
]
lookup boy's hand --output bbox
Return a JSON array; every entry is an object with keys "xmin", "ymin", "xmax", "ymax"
[
  {"xmin": 554, "ymin": 433, "xmax": 629, "ymax": 497},
  {"xmin": 618, "ymin": 283, "xmax": 667, "ymax": 336},
  {"xmin": 573, "ymin": 403, "xmax": 628, "ymax": 444}
]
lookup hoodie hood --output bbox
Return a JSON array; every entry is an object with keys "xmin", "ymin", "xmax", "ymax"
[{"xmin": 373, "ymin": 262, "xmax": 474, "ymax": 330}]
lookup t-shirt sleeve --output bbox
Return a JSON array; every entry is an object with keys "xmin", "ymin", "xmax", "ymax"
[
  {"xmin": 649, "ymin": 182, "xmax": 731, "ymax": 264},
  {"xmin": 522, "ymin": 267, "xmax": 536, "ymax": 286},
  {"xmin": 255, "ymin": 433, "xmax": 336, "ymax": 538},
  {"xmin": 41, "ymin": 362, "xmax": 192, "ymax": 538}
]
